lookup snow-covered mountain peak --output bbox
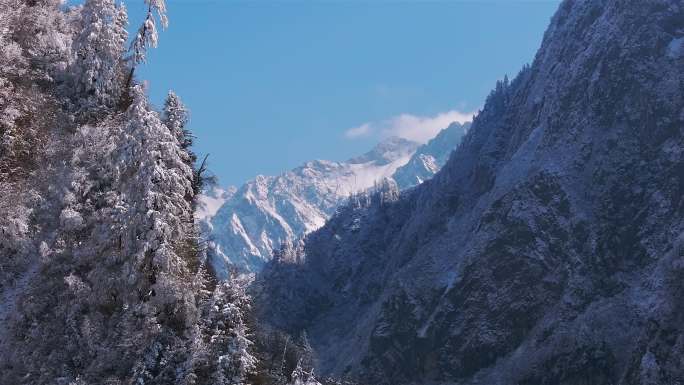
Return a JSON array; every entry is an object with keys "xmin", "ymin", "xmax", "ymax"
[
  {"xmin": 347, "ymin": 136, "xmax": 419, "ymax": 165},
  {"xmin": 201, "ymin": 126, "xmax": 466, "ymax": 274}
]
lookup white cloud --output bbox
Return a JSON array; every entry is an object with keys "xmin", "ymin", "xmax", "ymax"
[
  {"xmin": 344, "ymin": 109, "xmax": 476, "ymax": 144},
  {"xmin": 344, "ymin": 123, "xmax": 372, "ymax": 139}
]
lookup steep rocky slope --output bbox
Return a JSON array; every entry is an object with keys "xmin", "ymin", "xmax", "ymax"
[{"xmin": 257, "ymin": 1, "xmax": 684, "ymax": 384}]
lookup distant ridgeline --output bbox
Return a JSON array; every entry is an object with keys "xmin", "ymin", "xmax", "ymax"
[{"xmin": 199, "ymin": 122, "xmax": 470, "ymax": 275}]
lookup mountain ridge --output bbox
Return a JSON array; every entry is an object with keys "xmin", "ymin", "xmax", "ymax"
[
  {"xmin": 257, "ymin": 0, "xmax": 684, "ymax": 383},
  {"xmin": 201, "ymin": 126, "xmax": 468, "ymax": 274}
]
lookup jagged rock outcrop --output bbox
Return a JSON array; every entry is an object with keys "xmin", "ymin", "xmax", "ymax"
[{"xmin": 257, "ymin": 1, "xmax": 684, "ymax": 384}]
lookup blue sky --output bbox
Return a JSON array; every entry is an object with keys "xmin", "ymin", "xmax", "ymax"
[{"xmin": 122, "ymin": 0, "xmax": 561, "ymax": 187}]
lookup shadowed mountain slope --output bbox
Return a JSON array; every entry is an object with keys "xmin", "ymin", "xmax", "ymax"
[{"xmin": 257, "ymin": 1, "xmax": 684, "ymax": 384}]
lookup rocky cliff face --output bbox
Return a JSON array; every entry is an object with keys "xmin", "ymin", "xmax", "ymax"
[
  {"xmin": 257, "ymin": 1, "xmax": 684, "ymax": 384},
  {"xmin": 202, "ymin": 130, "xmax": 467, "ymax": 275}
]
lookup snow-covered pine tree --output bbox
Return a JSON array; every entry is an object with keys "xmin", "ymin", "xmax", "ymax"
[
  {"xmin": 0, "ymin": 2, "xmax": 265, "ymax": 384},
  {"xmin": 162, "ymin": 90, "xmax": 196, "ymax": 185},
  {"xmin": 289, "ymin": 359, "xmax": 322, "ymax": 385},
  {"xmin": 73, "ymin": 0, "xmax": 128, "ymax": 109},
  {"xmin": 0, "ymin": 5, "xmax": 27, "ymax": 177},
  {"xmin": 161, "ymin": 89, "xmax": 207, "ymax": 269},
  {"xmin": 112, "ymin": 84, "xmax": 201, "ymax": 383},
  {"xmin": 371, "ymin": 177, "xmax": 399, "ymax": 206},
  {"xmin": 163, "ymin": 91, "xmax": 191, "ymax": 150},
  {"xmin": 121, "ymin": 0, "xmax": 167, "ymax": 107},
  {"xmin": 131, "ymin": 0, "xmax": 168, "ymax": 65},
  {"xmin": 114, "ymin": 3, "xmax": 129, "ymax": 49},
  {"xmin": 196, "ymin": 276, "xmax": 257, "ymax": 385}
]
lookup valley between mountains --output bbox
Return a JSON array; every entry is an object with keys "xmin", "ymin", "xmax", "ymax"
[{"xmin": 1, "ymin": 0, "xmax": 683, "ymax": 384}]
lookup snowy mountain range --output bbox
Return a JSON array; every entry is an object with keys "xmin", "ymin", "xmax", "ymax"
[{"xmin": 199, "ymin": 124, "xmax": 468, "ymax": 275}]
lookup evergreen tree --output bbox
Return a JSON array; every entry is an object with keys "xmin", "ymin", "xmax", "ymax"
[
  {"xmin": 0, "ymin": 2, "xmax": 266, "ymax": 384},
  {"xmin": 289, "ymin": 359, "xmax": 322, "ymax": 385},
  {"xmin": 161, "ymin": 89, "xmax": 214, "ymax": 208},
  {"xmin": 73, "ymin": 0, "xmax": 128, "ymax": 108},
  {"xmin": 163, "ymin": 90, "xmax": 195, "ymax": 165},
  {"xmin": 198, "ymin": 276, "xmax": 257, "ymax": 385},
  {"xmin": 122, "ymin": 0, "xmax": 167, "ymax": 107},
  {"xmin": 113, "ymin": 3, "xmax": 129, "ymax": 56},
  {"xmin": 131, "ymin": 0, "xmax": 168, "ymax": 65}
]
